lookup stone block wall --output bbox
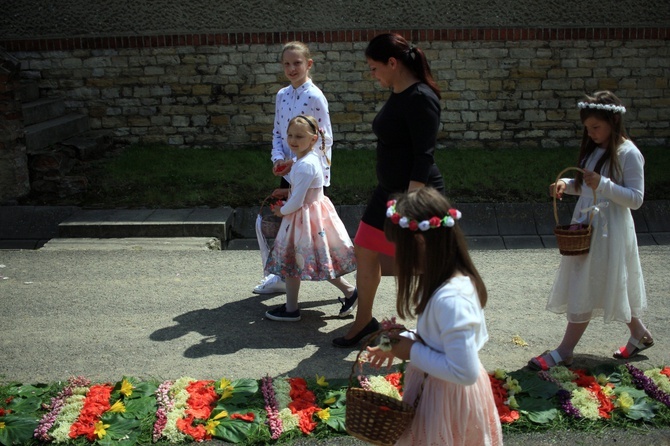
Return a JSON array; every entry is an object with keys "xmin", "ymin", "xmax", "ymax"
[
  {"xmin": 0, "ymin": 50, "xmax": 29, "ymax": 203},
  {"xmin": 2, "ymin": 29, "xmax": 669, "ymax": 150}
]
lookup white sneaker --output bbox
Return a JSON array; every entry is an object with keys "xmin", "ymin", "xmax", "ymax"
[{"xmin": 253, "ymin": 274, "xmax": 286, "ymax": 294}]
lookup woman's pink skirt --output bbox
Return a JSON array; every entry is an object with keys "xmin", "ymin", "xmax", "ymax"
[{"xmin": 395, "ymin": 363, "xmax": 503, "ymax": 446}]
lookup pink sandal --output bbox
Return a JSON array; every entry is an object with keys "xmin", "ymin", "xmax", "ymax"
[
  {"xmin": 613, "ymin": 335, "xmax": 654, "ymax": 359},
  {"xmin": 528, "ymin": 349, "xmax": 573, "ymax": 371}
]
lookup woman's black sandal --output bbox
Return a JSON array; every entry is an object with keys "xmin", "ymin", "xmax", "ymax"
[{"xmin": 332, "ymin": 317, "xmax": 380, "ymax": 348}]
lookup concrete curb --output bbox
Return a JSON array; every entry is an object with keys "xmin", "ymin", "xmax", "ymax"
[{"xmin": 1, "ymin": 200, "xmax": 668, "ymax": 250}]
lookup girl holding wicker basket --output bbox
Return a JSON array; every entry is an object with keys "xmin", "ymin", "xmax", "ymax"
[
  {"xmin": 254, "ymin": 41, "xmax": 334, "ymax": 295},
  {"xmin": 528, "ymin": 91, "xmax": 653, "ymax": 371},
  {"xmin": 263, "ymin": 115, "xmax": 356, "ymax": 322},
  {"xmin": 365, "ymin": 187, "xmax": 502, "ymax": 446}
]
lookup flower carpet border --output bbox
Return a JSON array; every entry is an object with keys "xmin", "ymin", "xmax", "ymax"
[{"xmin": 0, "ymin": 365, "xmax": 669, "ymax": 445}]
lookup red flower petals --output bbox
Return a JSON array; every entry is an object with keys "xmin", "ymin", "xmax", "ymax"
[
  {"xmin": 69, "ymin": 384, "xmax": 113, "ymax": 441},
  {"xmin": 231, "ymin": 412, "xmax": 256, "ymax": 422}
]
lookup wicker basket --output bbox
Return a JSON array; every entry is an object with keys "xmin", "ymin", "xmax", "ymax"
[
  {"xmin": 345, "ymin": 329, "xmax": 424, "ymax": 446},
  {"xmin": 553, "ymin": 167, "xmax": 596, "ymax": 256},
  {"xmin": 259, "ymin": 195, "xmax": 282, "ymax": 239}
]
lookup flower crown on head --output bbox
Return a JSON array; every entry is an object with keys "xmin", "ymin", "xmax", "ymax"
[
  {"xmin": 577, "ymin": 102, "xmax": 626, "ymax": 114},
  {"xmin": 386, "ymin": 200, "xmax": 461, "ymax": 231}
]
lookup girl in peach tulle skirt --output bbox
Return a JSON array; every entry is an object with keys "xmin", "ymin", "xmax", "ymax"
[
  {"xmin": 366, "ymin": 188, "xmax": 502, "ymax": 445},
  {"xmin": 263, "ymin": 115, "xmax": 357, "ymax": 322}
]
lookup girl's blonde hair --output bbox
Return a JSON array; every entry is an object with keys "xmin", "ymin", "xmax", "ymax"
[
  {"xmin": 288, "ymin": 115, "xmax": 329, "ymax": 164},
  {"xmin": 384, "ymin": 188, "xmax": 487, "ymax": 319},
  {"xmin": 280, "ymin": 41, "xmax": 311, "ymax": 62},
  {"xmin": 575, "ymin": 90, "xmax": 628, "ymax": 191}
]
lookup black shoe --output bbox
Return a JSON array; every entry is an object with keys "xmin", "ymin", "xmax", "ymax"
[
  {"xmin": 332, "ymin": 317, "xmax": 380, "ymax": 348},
  {"xmin": 265, "ymin": 304, "xmax": 301, "ymax": 322},
  {"xmin": 338, "ymin": 288, "xmax": 358, "ymax": 317}
]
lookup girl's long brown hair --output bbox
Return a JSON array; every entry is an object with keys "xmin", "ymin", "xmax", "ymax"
[
  {"xmin": 384, "ymin": 188, "xmax": 487, "ymax": 319},
  {"xmin": 574, "ymin": 90, "xmax": 627, "ymax": 191}
]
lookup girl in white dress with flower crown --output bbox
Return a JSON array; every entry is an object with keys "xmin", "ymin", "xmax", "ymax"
[
  {"xmin": 263, "ymin": 115, "xmax": 356, "ymax": 322},
  {"xmin": 529, "ymin": 91, "xmax": 653, "ymax": 371}
]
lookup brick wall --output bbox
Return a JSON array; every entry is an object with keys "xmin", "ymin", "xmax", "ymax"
[{"xmin": 2, "ymin": 28, "xmax": 669, "ymax": 150}]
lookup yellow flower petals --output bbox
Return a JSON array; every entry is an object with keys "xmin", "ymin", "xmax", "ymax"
[
  {"xmin": 315, "ymin": 374, "xmax": 329, "ymax": 387},
  {"xmin": 109, "ymin": 400, "xmax": 126, "ymax": 413},
  {"xmin": 213, "ymin": 410, "xmax": 228, "ymax": 420},
  {"xmin": 512, "ymin": 335, "xmax": 528, "ymax": 347},
  {"xmin": 94, "ymin": 420, "xmax": 111, "ymax": 439},
  {"xmin": 219, "ymin": 388, "xmax": 233, "ymax": 401},
  {"xmin": 617, "ymin": 392, "xmax": 634, "ymax": 412},
  {"xmin": 120, "ymin": 379, "xmax": 133, "ymax": 397},
  {"xmin": 204, "ymin": 420, "xmax": 220, "ymax": 435}
]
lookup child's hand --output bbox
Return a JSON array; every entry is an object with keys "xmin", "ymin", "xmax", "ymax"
[
  {"xmin": 367, "ymin": 335, "xmax": 414, "ymax": 369},
  {"xmin": 366, "ymin": 346, "xmax": 396, "ymax": 370},
  {"xmin": 549, "ymin": 180, "xmax": 566, "ymax": 199},
  {"xmin": 271, "ymin": 188, "xmax": 289, "ymax": 199},
  {"xmin": 271, "ymin": 206, "xmax": 283, "ymax": 217},
  {"xmin": 273, "ymin": 160, "xmax": 293, "ymax": 176},
  {"xmin": 583, "ymin": 170, "xmax": 601, "ymax": 190}
]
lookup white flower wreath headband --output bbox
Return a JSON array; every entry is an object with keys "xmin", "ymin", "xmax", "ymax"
[
  {"xmin": 386, "ymin": 200, "xmax": 461, "ymax": 231},
  {"xmin": 577, "ymin": 102, "xmax": 626, "ymax": 114}
]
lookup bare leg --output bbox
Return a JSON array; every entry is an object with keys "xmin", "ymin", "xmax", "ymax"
[
  {"xmin": 343, "ymin": 245, "xmax": 381, "ymax": 339},
  {"xmin": 285, "ymin": 277, "xmax": 301, "ymax": 312},
  {"xmin": 554, "ymin": 321, "xmax": 590, "ymax": 363},
  {"xmin": 617, "ymin": 317, "xmax": 653, "ymax": 355},
  {"xmin": 531, "ymin": 321, "xmax": 589, "ymax": 368},
  {"xmin": 327, "ymin": 276, "xmax": 355, "ymax": 298},
  {"xmin": 625, "ymin": 317, "xmax": 650, "ymax": 340}
]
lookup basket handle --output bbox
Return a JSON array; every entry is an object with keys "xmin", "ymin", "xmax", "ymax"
[
  {"xmin": 348, "ymin": 328, "xmax": 426, "ymax": 410},
  {"xmin": 259, "ymin": 194, "xmax": 277, "ymax": 216},
  {"xmin": 552, "ymin": 167, "xmax": 597, "ymax": 228}
]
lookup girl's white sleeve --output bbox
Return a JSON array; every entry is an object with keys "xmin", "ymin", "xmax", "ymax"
[
  {"xmin": 279, "ymin": 163, "xmax": 317, "ymax": 215},
  {"xmin": 408, "ymin": 297, "xmax": 482, "ymax": 386},
  {"xmin": 271, "ymin": 90, "xmax": 287, "ymax": 163},
  {"xmin": 595, "ymin": 147, "xmax": 645, "ymax": 210},
  {"xmin": 562, "ymin": 148, "xmax": 645, "ymax": 210}
]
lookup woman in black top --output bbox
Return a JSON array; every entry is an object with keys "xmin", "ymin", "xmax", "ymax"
[{"xmin": 333, "ymin": 33, "xmax": 445, "ymax": 347}]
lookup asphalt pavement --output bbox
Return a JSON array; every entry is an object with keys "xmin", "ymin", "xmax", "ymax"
[{"xmin": 0, "ymin": 205, "xmax": 669, "ymax": 445}]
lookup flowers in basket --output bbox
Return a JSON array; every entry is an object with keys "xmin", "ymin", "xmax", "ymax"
[
  {"xmin": 354, "ymin": 317, "xmax": 409, "ymax": 396},
  {"xmin": 268, "ymin": 199, "xmax": 285, "ymax": 211}
]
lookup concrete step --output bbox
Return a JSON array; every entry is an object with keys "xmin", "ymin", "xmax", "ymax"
[
  {"xmin": 61, "ymin": 129, "xmax": 113, "ymax": 160},
  {"xmin": 22, "ymin": 97, "xmax": 66, "ymax": 126},
  {"xmin": 42, "ymin": 237, "xmax": 222, "ymax": 251},
  {"xmin": 24, "ymin": 113, "xmax": 89, "ymax": 153},
  {"xmin": 58, "ymin": 207, "xmax": 235, "ymax": 245}
]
